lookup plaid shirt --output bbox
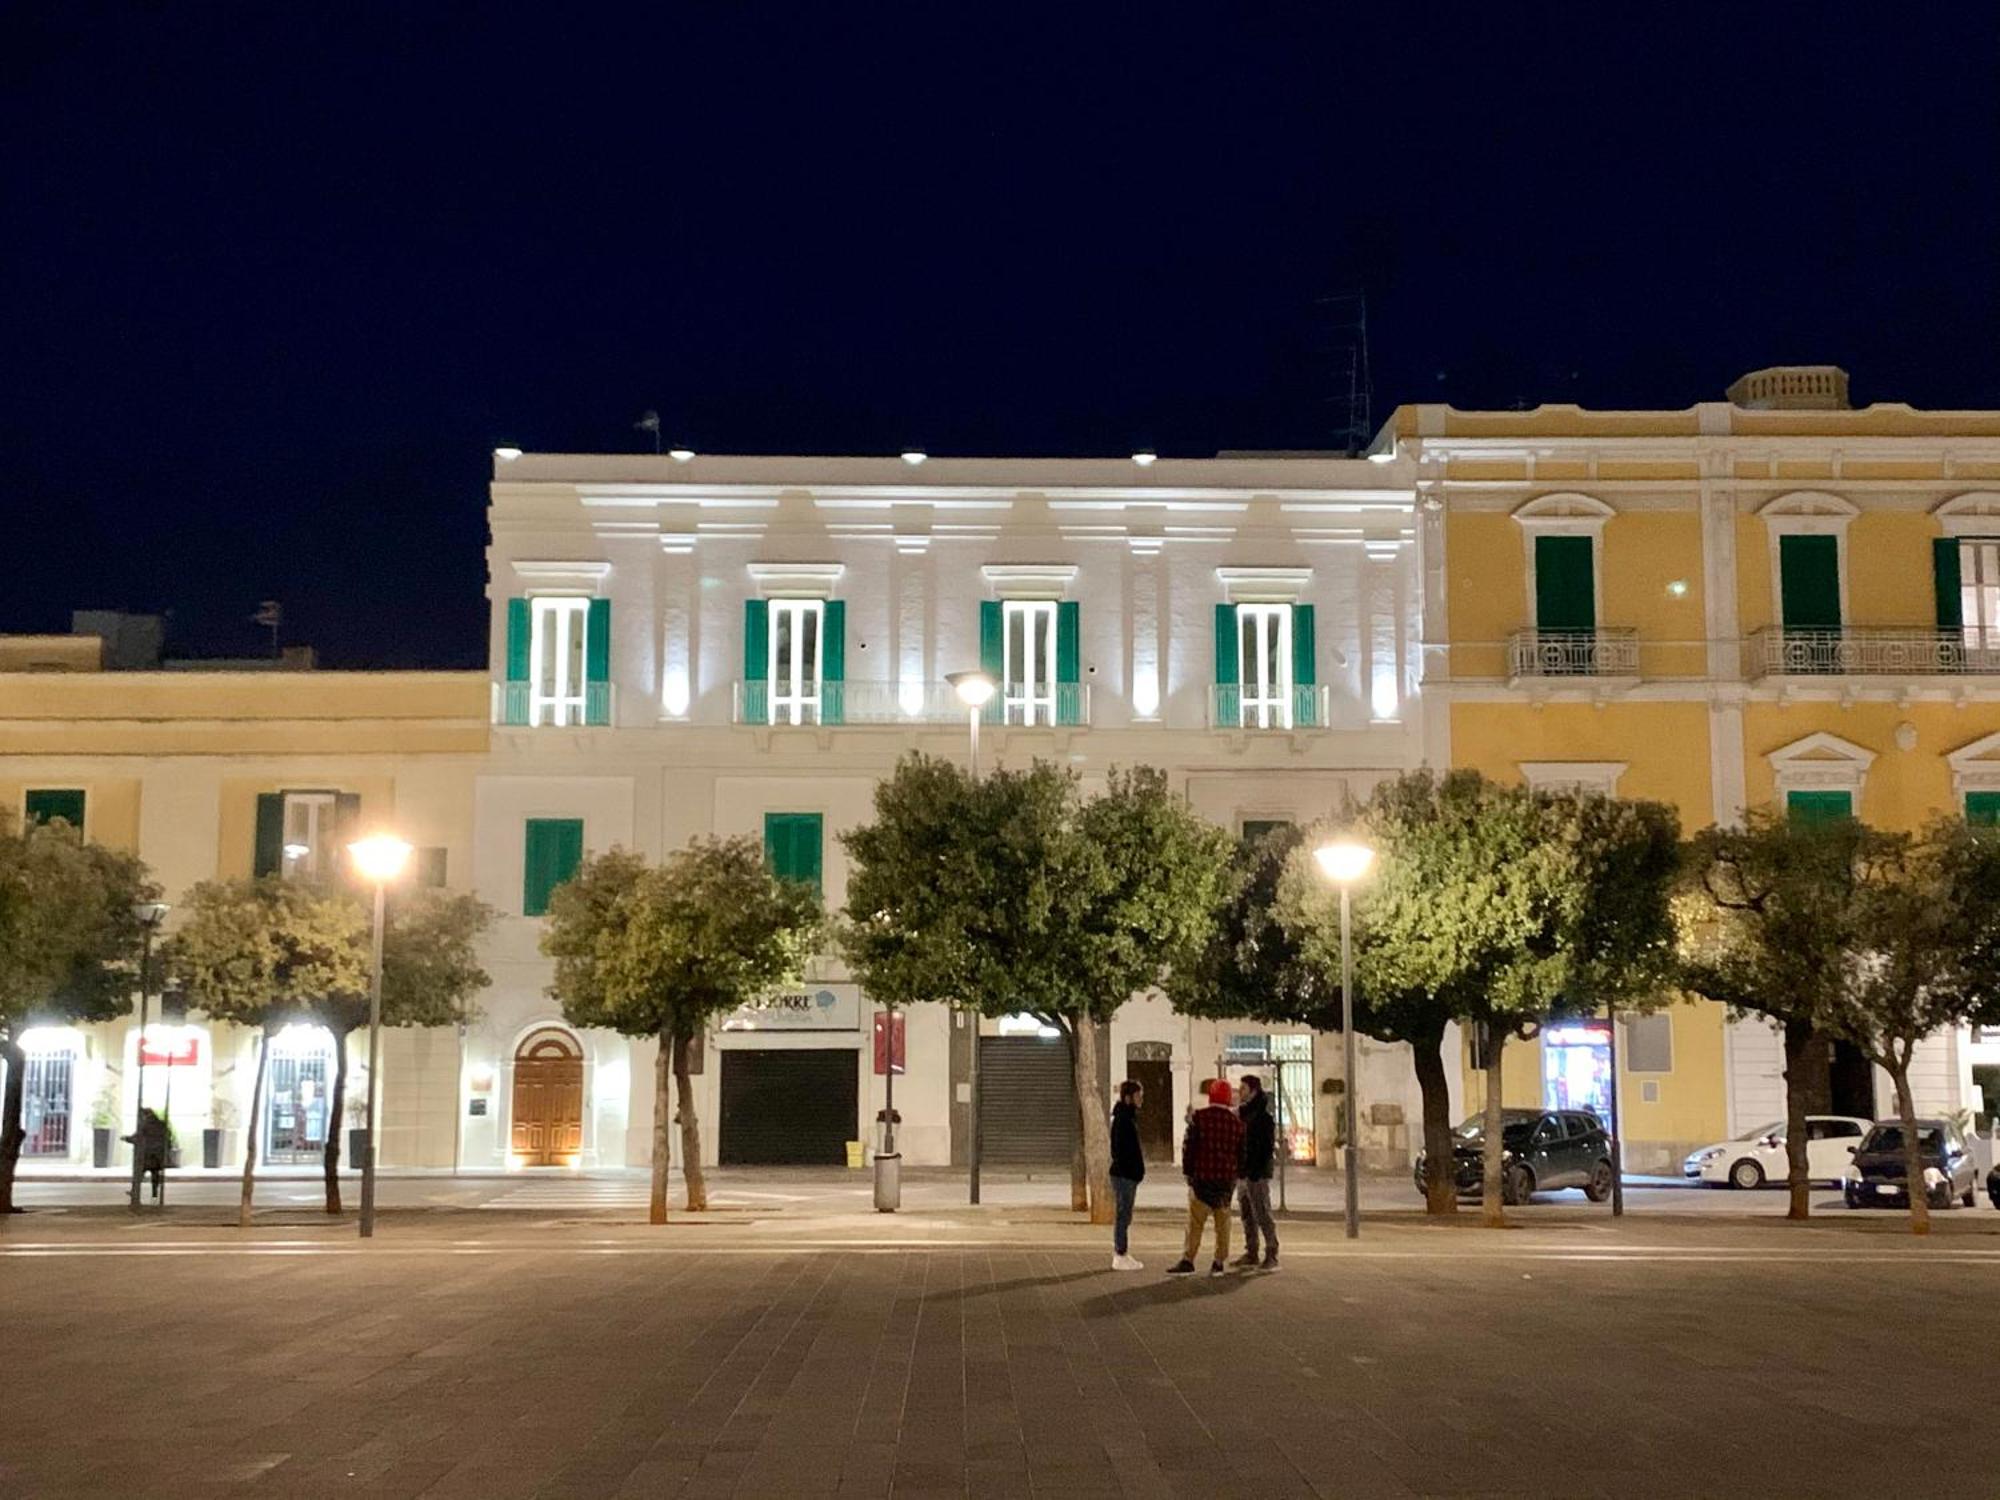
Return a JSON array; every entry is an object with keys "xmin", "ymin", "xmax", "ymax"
[{"xmin": 1181, "ymin": 1103, "xmax": 1246, "ymax": 1185}]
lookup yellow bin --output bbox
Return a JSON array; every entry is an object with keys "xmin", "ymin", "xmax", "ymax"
[{"xmin": 845, "ymin": 1140, "xmax": 864, "ymax": 1170}]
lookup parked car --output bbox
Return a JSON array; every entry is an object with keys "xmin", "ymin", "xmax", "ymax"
[
  {"xmin": 1843, "ymin": 1120, "xmax": 1977, "ymax": 1209},
  {"xmin": 1413, "ymin": 1108, "xmax": 1615, "ymax": 1205},
  {"xmin": 1682, "ymin": 1115, "xmax": 1871, "ymax": 1189},
  {"xmin": 1988, "ymin": 1163, "xmax": 2000, "ymax": 1211}
]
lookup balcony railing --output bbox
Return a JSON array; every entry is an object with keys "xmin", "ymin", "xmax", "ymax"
[
  {"xmin": 734, "ymin": 680, "xmax": 1090, "ymax": 727},
  {"xmin": 1746, "ymin": 627, "xmax": 2000, "ymax": 679},
  {"xmin": 1206, "ymin": 684, "xmax": 1331, "ymax": 729},
  {"xmin": 493, "ymin": 680, "xmax": 614, "ymax": 726},
  {"xmin": 1506, "ymin": 628, "xmax": 1640, "ymax": 679}
]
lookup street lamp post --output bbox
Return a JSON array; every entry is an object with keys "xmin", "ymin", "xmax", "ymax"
[
  {"xmin": 1314, "ymin": 839, "xmax": 1375, "ymax": 1240},
  {"xmin": 346, "ymin": 833, "xmax": 412, "ymax": 1239},
  {"xmin": 945, "ymin": 669, "xmax": 997, "ymax": 1204},
  {"xmin": 129, "ymin": 902, "xmax": 170, "ymax": 1210}
]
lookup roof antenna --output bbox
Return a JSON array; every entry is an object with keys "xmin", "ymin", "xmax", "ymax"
[{"xmin": 634, "ymin": 409, "xmax": 662, "ymax": 453}]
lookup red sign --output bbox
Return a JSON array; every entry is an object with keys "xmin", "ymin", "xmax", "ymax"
[
  {"xmin": 872, "ymin": 1011, "xmax": 905, "ymax": 1076},
  {"xmin": 139, "ymin": 1034, "xmax": 201, "ymax": 1067}
]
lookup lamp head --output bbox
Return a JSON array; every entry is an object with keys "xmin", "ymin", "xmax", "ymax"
[
  {"xmin": 947, "ymin": 670, "xmax": 997, "ymax": 708},
  {"xmin": 1314, "ymin": 839, "xmax": 1375, "ymax": 885},
  {"xmin": 347, "ymin": 833, "xmax": 414, "ymax": 884},
  {"xmin": 133, "ymin": 901, "xmax": 171, "ymax": 926}
]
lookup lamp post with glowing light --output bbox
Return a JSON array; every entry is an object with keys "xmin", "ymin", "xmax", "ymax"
[
  {"xmin": 1313, "ymin": 838, "xmax": 1374, "ymax": 1240},
  {"xmin": 347, "ymin": 833, "xmax": 412, "ymax": 1238},
  {"xmin": 129, "ymin": 901, "xmax": 171, "ymax": 1210},
  {"xmin": 944, "ymin": 669, "xmax": 997, "ymax": 1203}
]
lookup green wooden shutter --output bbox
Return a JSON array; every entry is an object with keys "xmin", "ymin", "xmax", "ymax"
[
  {"xmin": 821, "ymin": 600, "xmax": 845, "ymax": 725},
  {"xmin": 1290, "ymin": 604, "xmax": 1316, "ymax": 726},
  {"xmin": 1214, "ymin": 603, "xmax": 1239, "ymax": 725},
  {"xmin": 505, "ymin": 599, "xmax": 531, "ymax": 681},
  {"xmin": 24, "ymin": 788, "xmax": 85, "ymax": 832},
  {"xmin": 1779, "ymin": 535, "xmax": 1842, "ymax": 630},
  {"xmin": 743, "ymin": 599, "xmax": 770, "ymax": 725},
  {"xmin": 764, "ymin": 813, "xmax": 824, "ymax": 896},
  {"xmin": 1055, "ymin": 601, "xmax": 1081, "ymax": 725},
  {"xmin": 1967, "ymin": 792, "xmax": 2000, "ymax": 827},
  {"xmin": 584, "ymin": 598, "xmax": 611, "ymax": 725},
  {"xmin": 979, "ymin": 601, "xmax": 1003, "ymax": 724},
  {"xmin": 1935, "ymin": 539, "xmax": 1963, "ymax": 630},
  {"xmin": 254, "ymin": 793, "xmax": 286, "ymax": 878},
  {"xmin": 523, "ymin": 818, "xmax": 585, "ymax": 916},
  {"xmin": 1786, "ymin": 790, "xmax": 1853, "ymax": 826},
  {"xmin": 1534, "ymin": 536, "xmax": 1596, "ymax": 631}
]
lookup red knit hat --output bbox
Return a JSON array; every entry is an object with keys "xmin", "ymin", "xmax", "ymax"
[{"xmin": 1207, "ymin": 1078, "xmax": 1235, "ymax": 1106}]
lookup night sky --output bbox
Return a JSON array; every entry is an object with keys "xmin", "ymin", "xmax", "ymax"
[{"xmin": 6, "ymin": 6, "xmax": 1998, "ymax": 667}]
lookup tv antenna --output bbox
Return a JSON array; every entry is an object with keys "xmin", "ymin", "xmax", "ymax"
[{"xmin": 1316, "ymin": 291, "xmax": 1374, "ymax": 456}]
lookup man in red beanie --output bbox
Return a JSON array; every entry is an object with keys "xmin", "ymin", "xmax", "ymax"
[{"xmin": 1167, "ymin": 1078, "xmax": 1247, "ymax": 1276}]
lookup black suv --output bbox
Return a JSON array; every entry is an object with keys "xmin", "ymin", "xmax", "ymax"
[{"xmin": 1414, "ymin": 1109, "xmax": 1616, "ymax": 1205}]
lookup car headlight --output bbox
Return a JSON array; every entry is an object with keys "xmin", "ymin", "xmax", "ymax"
[
  {"xmin": 1923, "ymin": 1167, "xmax": 1945, "ymax": 1188},
  {"xmin": 1697, "ymin": 1148, "xmax": 1724, "ymax": 1164}
]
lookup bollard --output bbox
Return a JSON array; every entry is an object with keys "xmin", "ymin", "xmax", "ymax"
[{"xmin": 873, "ymin": 1152, "xmax": 901, "ymax": 1212}]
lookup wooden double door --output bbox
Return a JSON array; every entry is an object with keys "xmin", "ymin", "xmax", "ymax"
[{"xmin": 511, "ymin": 1029, "xmax": 584, "ymax": 1166}]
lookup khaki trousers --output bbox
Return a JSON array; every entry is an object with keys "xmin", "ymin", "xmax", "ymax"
[{"xmin": 1183, "ymin": 1189, "xmax": 1232, "ymax": 1265}]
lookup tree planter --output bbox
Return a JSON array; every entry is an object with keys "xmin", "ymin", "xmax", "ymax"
[
  {"xmin": 348, "ymin": 1127, "xmax": 369, "ymax": 1170},
  {"xmin": 92, "ymin": 1127, "xmax": 113, "ymax": 1169},
  {"xmin": 202, "ymin": 1129, "xmax": 225, "ymax": 1169}
]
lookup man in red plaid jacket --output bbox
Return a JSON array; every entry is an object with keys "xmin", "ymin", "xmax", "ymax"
[{"xmin": 1168, "ymin": 1078, "xmax": 1247, "ymax": 1276}]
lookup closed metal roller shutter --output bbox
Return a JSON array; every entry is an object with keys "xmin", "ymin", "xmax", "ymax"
[
  {"xmin": 979, "ymin": 1036, "xmax": 1076, "ymax": 1165},
  {"xmin": 719, "ymin": 1049, "xmax": 859, "ymax": 1166}
]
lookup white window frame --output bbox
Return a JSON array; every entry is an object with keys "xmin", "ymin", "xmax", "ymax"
[
  {"xmin": 529, "ymin": 596, "xmax": 590, "ymax": 727},
  {"xmin": 768, "ymin": 598, "xmax": 824, "ymax": 726},
  {"xmin": 1237, "ymin": 603, "xmax": 1293, "ymax": 729},
  {"xmin": 1002, "ymin": 600, "xmax": 1058, "ymax": 725},
  {"xmin": 281, "ymin": 792, "xmax": 337, "ymax": 881},
  {"xmin": 1958, "ymin": 538, "xmax": 2000, "ymax": 663}
]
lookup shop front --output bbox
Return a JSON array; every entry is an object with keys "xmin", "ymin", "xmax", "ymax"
[{"xmin": 716, "ymin": 983, "xmax": 864, "ymax": 1166}]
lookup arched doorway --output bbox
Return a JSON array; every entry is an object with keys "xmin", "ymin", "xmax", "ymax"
[{"xmin": 511, "ymin": 1028, "xmax": 584, "ymax": 1167}]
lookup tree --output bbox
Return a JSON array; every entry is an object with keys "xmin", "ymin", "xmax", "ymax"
[
  {"xmin": 1680, "ymin": 812, "xmax": 1876, "ymax": 1221},
  {"xmin": 542, "ymin": 839, "xmax": 820, "ymax": 1222},
  {"xmin": 0, "ymin": 817, "xmax": 157, "ymax": 1213},
  {"xmin": 843, "ymin": 757, "xmax": 1234, "ymax": 1225},
  {"xmin": 167, "ymin": 878, "xmax": 371, "ymax": 1226}
]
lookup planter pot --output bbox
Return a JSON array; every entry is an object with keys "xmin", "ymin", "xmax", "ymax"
[
  {"xmin": 92, "ymin": 1127, "xmax": 113, "ymax": 1169},
  {"xmin": 202, "ymin": 1129, "xmax": 225, "ymax": 1169},
  {"xmin": 348, "ymin": 1128, "xmax": 370, "ymax": 1168},
  {"xmin": 165, "ymin": 1144, "xmax": 182, "ymax": 1169}
]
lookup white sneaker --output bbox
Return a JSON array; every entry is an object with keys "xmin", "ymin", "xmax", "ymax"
[{"xmin": 1111, "ymin": 1253, "xmax": 1144, "ymax": 1271}]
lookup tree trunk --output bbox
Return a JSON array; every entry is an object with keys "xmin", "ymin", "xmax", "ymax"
[
  {"xmin": 647, "ymin": 1034, "xmax": 670, "ymax": 1225},
  {"xmin": 1073, "ymin": 1016, "xmax": 1114, "ymax": 1225},
  {"xmin": 1051, "ymin": 1017, "xmax": 1089, "ymax": 1211},
  {"xmin": 1411, "ymin": 1029, "xmax": 1456, "ymax": 1217},
  {"xmin": 673, "ymin": 1029, "xmax": 706, "ymax": 1213},
  {"xmin": 1890, "ymin": 1061, "xmax": 1930, "ymax": 1237},
  {"xmin": 239, "ymin": 1027, "xmax": 271, "ymax": 1229},
  {"xmin": 0, "ymin": 1033, "xmax": 27, "ymax": 1214},
  {"xmin": 321, "ymin": 1024, "xmax": 352, "ymax": 1215},
  {"xmin": 1480, "ymin": 1028, "xmax": 1507, "ymax": 1229},
  {"xmin": 1779, "ymin": 1018, "xmax": 1816, "ymax": 1221}
]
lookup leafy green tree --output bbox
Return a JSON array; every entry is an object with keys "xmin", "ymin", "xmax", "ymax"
[
  {"xmin": 1680, "ymin": 812, "xmax": 1877, "ymax": 1221},
  {"xmin": 0, "ymin": 817, "xmax": 157, "ymax": 1213},
  {"xmin": 542, "ymin": 839, "xmax": 820, "ymax": 1222},
  {"xmin": 844, "ymin": 757, "xmax": 1233, "ymax": 1225},
  {"xmin": 167, "ymin": 878, "xmax": 371, "ymax": 1226}
]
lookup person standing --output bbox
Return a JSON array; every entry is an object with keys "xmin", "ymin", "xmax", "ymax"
[
  {"xmin": 123, "ymin": 1107, "xmax": 169, "ymax": 1203},
  {"xmin": 1234, "ymin": 1074, "xmax": 1280, "ymax": 1271},
  {"xmin": 1167, "ymin": 1078, "xmax": 1245, "ymax": 1277},
  {"xmin": 1108, "ymin": 1080, "xmax": 1147, "ymax": 1271}
]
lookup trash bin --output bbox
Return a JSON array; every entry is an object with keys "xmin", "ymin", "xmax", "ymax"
[{"xmin": 873, "ymin": 1151, "xmax": 901, "ymax": 1212}]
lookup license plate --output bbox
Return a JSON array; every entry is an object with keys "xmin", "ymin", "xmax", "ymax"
[{"xmin": 1876, "ymin": 1184, "xmax": 1902, "ymax": 1196}]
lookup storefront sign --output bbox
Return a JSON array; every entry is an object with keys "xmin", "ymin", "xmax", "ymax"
[
  {"xmin": 139, "ymin": 1031, "xmax": 201, "ymax": 1068},
  {"xmin": 722, "ymin": 984, "xmax": 861, "ymax": 1033}
]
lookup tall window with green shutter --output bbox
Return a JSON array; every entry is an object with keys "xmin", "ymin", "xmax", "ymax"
[
  {"xmin": 1778, "ymin": 534, "xmax": 1842, "ymax": 673},
  {"xmin": 1213, "ymin": 602, "xmax": 1315, "ymax": 728},
  {"xmin": 1786, "ymin": 790, "xmax": 1853, "ymax": 826},
  {"xmin": 1967, "ymin": 791, "xmax": 2000, "ymax": 827},
  {"xmin": 743, "ymin": 598, "xmax": 844, "ymax": 725},
  {"xmin": 24, "ymin": 788, "xmax": 86, "ymax": 835},
  {"xmin": 522, "ymin": 818, "xmax": 585, "ymax": 916},
  {"xmin": 763, "ymin": 812, "xmax": 823, "ymax": 896},
  {"xmin": 505, "ymin": 596, "xmax": 611, "ymax": 726},
  {"xmin": 1942, "ymin": 537, "xmax": 2000, "ymax": 667}
]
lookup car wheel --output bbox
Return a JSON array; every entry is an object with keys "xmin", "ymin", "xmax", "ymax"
[
  {"xmin": 1584, "ymin": 1160, "xmax": 1614, "ymax": 1203},
  {"xmin": 1504, "ymin": 1164, "xmax": 1534, "ymax": 1206},
  {"xmin": 1728, "ymin": 1158, "xmax": 1765, "ymax": 1191},
  {"xmin": 1988, "ymin": 1188, "xmax": 2000, "ymax": 1211},
  {"xmin": 1963, "ymin": 1186, "xmax": 1977, "ymax": 1209},
  {"xmin": 1930, "ymin": 1185, "xmax": 1954, "ymax": 1211},
  {"xmin": 1844, "ymin": 1188, "xmax": 1862, "ymax": 1209}
]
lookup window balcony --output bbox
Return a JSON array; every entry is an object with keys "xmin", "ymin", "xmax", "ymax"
[
  {"xmin": 1506, "ymin": 628, "xmax": 1640, "ymax": 680},
  {"xmin": 1745, "ymin": 627, "xmax": 2000, "ymax": 679},
  {"xmin": 493, "ymin": 681, "xmax": 614, "ymax": 727},
  {"xmin": 1206, "ymin": 684, "xmax": 1331, "ymax": 729},
  {"xmin": 734, "ymin": 680, "xmax": 1091, "ymax": 727}
]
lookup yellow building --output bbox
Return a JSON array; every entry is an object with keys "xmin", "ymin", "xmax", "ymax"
[
  {"xmin": 1398, "ymin": 365, "xmax": 2000, "ymax": 1170},
  {"xmin": 0, "ymin": 619, "xmax": 486, "ymax": 1174}
]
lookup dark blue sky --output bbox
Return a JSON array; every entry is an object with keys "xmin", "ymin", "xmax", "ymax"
[{"xmin": 6, "ymin": 5, "xmax": 1997, "ymax": 666}]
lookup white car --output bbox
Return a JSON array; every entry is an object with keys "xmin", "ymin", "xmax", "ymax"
[{"xmin": 1683, "ymin": 1116, "xmax": 1872, "ymax": 1189}]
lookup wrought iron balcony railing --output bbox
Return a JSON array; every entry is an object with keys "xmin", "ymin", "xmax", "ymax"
[
  {"xmin": 1745, "ymin": 627, "xmax": 2000, "ymax": 679},
  {"xmin": 1206, "ymin": 684, "xmax": 1331, "ymax": 729},
  {"xmin": 1506, "ymin": 628, "xmax": 1640, "ymax": 679}
]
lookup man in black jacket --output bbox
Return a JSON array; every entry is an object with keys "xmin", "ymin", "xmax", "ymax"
[
  {"xmin": 1108, "ymin": 1079, "xmax": 1146, "ymax": 1270},
  {"xmin": 1234, "ymin": 1075, "xmax": 1280, "ymax": 1270}
]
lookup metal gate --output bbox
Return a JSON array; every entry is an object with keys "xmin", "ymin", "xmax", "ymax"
[
  {"xmin": 979, "ymin": 1035, "xmax": 1077, "ymax": 1165},
  {"xmin": 22, "ymin": 1051, "xmax": 73, "ymax": 1156},
  {"xmin": 719, "ymin": 1049, "xmax": 858, "ymax": 1166},
  {"xmin": 266, "ymin": 1043, "xmax": 331, "ymax": 1164}
]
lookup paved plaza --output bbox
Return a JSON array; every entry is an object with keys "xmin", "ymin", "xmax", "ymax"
[{"xmin": 4, "ymin": 1192, "xmax": 1998, "ymax": 1499}]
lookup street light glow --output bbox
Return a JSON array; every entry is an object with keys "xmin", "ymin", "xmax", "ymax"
[
  {"xmin": 347, "ymin": 834, "xmax": 414, "ymax": 884},
  {"xmin": 900, "ymin": 449, "xmax": 927, "ymax": 466},
  {"xmin": 1132, "ymin": 450, "xmax": 1158, "ymax": 466},
  {"xmin": 1315, "ymin": 839, "xmax": 1375, "ymax": 884},
  {"xmin": 947, "ymin": 670, "xmax": 996, "ymax": 708}
]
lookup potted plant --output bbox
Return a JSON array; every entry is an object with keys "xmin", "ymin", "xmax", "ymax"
[
  {"xmin": 204, "ymin": 1099, "xmax": 236, "ymax": 1170},
  {"xmin": 347, "ymin": 1094, "xmax": 369, "ymax": 1171},
  {"xmin": 90, "ymin": 1082, "xmax": 119, "ymax": 1169}
]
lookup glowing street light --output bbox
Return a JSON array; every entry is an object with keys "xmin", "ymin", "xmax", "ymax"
[
  {"xmin": 346, "ymin": 833, "xmax": 412, "ymax": 1239},
  {"xmin": 1314, "ymin": 836, "xmax": 1375, "ymax": 1239}
]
